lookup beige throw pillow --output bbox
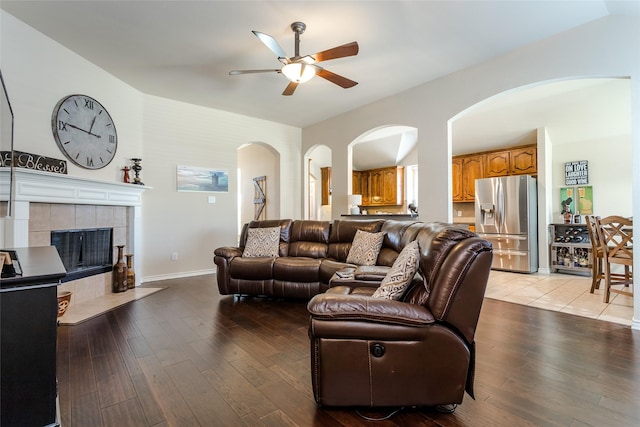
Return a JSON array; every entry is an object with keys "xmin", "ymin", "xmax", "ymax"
[
  {"xmin": 346, "ymin": 230, "xmax": 385, "ymax": 266},
  {"xmin": 372, "ymin": 240, "xmax": 419, "ymax": 300},
  {"xmin": 243, "ymin": 226, "xmax": 281, "ymax": 257}
]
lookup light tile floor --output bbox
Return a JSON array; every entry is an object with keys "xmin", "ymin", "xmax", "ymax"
[
  {"xmin": 486, "ymin": 270, "xmax": 634, "ymax": 326},
  {"xmin": 58, "ymin": 287, "xmax": 165, "ymax": 325}
]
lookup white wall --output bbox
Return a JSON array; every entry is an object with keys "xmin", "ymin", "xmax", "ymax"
[
  {"xmin": 302, "ymin": 16, "xmax": 640, "ymax": 327},
  {"xmin": 0, "ymin": 11, "xmax": 143, "ymax": 182},
  {"xmin": 1, "ymin": 10, "xmax": 302, "ymax": 281},
  {"xmin": 553, "ymin": 134, "xmax": 632, "ymax": 220}
]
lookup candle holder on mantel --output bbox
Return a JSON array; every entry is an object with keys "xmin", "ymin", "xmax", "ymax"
[{"xmin": 131, "ymin": 158, "xmax": 144, "ymax": 185}]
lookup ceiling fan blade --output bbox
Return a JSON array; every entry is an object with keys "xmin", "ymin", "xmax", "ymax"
[
  {"xmin": 316, "ymin": 68, "xmax": 358, "ymax": 88},
  {"xmin": 252, "ymin": 30, "xmax": 289, "ymax": 61},
  {"xmin": 229, "ymin": 69, "xmax": 280, "ymax": 75},
  {"xmin": 311, "ymin": 42, "xmax": 359, "ymax": 63},
  {"xmin": 282, "ymin": 81, "xmax": 298, "ymax": 96}
]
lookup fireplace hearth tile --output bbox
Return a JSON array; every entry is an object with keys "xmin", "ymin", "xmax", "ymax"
[{"xmin": 58, "ymin": 287, "xmax": 165, "ymax": 325}]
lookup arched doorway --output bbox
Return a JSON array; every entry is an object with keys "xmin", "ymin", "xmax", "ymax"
[
  {"xmin": 350, "ymin": 125, "xmax": 418, "ymax": 216},
  {"xmin": 450, "ymin": 77, "xmax": 632, "ymax": 273},
  {"xmin": 305, "ymin": 145, "xmax": 332, "ymax": 220},
  {"xmin": 237, "ymin": 143, "xmax": 280, "ymax": 230}
]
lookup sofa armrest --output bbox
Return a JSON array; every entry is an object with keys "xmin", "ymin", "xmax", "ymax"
[
  {"xmin": 214, "ymin": 246, "xmax": 243, "ymax": 259},
  {"xmin": 308, "ymin": 293, "xmax": 434, "ymax": 327},
  {"xmin": 354, "ymin": 265, "xmax": 389, "ymax": 281}
]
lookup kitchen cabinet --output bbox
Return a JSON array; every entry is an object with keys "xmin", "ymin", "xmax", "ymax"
[
  {"xmin": 453, "ymin": 144, "xmax": 537, "ymax": 202},
  {"xmin": 510, "ymin": 146, "xmax": 537, "ymax": 175},
  {"xmin": 354, "ymin": 166, "xmax": 404, "ymax": 207},
  {"xmin": 461, "ymin": 155, "xmax": 484, "ymax": 202},
  {"xmin": 452, "ymin": 157, "xmax": 463, "ymax": 201},
  {"xmin": 485, "ymin": 150, "xmax": 510, "ymax": 177},
  {"xmin": 321, "ymin": 167, "xmax": 331, "ymax": 205},
  {"xmin": 352, "ymin": 170, "xmax": 362, "ymax": 196}
]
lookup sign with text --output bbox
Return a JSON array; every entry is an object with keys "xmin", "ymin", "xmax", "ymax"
[
  {"xmin": 565, "ymin": 160, "xmax": 588, "ymax": 185},
  {"xmin": 0, "ymin": 150, "xmax": 67, "ymax": 174}
]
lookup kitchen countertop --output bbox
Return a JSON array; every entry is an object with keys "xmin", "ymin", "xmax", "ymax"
[
  {"xmin": 453, "ymin": 216, "xmax": 475, "ymax": 224},
  {"xmin": 341, "ymin": 214, "xmax": 419, "ymax": 220}
]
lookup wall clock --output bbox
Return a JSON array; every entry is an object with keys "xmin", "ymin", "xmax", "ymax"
[{"xmin": 51, "ymin": 94, "xmax": 117, "ymax": 170}]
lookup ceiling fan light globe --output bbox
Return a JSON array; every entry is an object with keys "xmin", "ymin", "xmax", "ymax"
[{"xmin": 282, "ymin": 63, "xmax": 316, "ymax": 83}]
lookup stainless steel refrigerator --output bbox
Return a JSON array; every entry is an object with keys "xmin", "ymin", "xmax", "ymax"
[{"xmin": 475, "ymin": 175, "xmax": 538, "ymax": 273}]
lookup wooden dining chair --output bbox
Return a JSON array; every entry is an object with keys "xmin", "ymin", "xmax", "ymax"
[
  {"xmin": 595, "ymin": 215, "xmax": 633, "ymax": 303},
  {"xmin": 585, "ymin": 215, "xmax": 604, "ymax": 293}
]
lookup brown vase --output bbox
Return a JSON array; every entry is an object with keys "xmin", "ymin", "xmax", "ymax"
[
  {"xmin": 126, "ymin": 254, "xmax": 135, "ymax": 289},
  {"xmin": 112, "ymin": 245, "xmax": 128, "ymax": 293}
]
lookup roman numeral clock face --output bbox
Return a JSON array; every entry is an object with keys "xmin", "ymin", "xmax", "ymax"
[{"xmin": 51, "ymin": 94, "xmax": 117, "ymax": 169}]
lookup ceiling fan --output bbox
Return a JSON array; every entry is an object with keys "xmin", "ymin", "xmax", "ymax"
[{"xmin": 229, "ymin": 22, "xmax": 359, "ymax": 96}]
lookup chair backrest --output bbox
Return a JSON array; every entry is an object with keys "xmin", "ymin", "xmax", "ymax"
[
  {"xmin": 288, "ymin": 220, "xmax": 331, "ymax": 258},
  {"xmin": 585, "ymin": 215, "xmax": 602, "ymax": 255},
  {"xmin": 595, "ymin": 215, "xmax": 633, "ymax": 261}
]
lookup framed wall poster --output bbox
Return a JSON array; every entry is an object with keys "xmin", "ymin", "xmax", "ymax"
[
  {"xmin": 177, "ymin": 165, "xmax": 229, "ymax": 192},
  {"xmin": 577, "ymin": 186, "xmax": 593, "ymax": 215},
  {"xmin": 560, "ymin": 187, "xmax": 575, "ymax": 214}
]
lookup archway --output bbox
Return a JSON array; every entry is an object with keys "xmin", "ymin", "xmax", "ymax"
[
  {"xmin": 450, "ymin": 77, "xmax": 632, "ymax": 273},
  {"xmin": 304, "ymin": 145, "xmax": 332, "ymax": 220},
  {"xmin": 237, "ymin": 142, "xmax": 280, "ymax": 230},
  {"xmin": 349, "ymin": 125, "xmax": 418, "ymax": 216}
]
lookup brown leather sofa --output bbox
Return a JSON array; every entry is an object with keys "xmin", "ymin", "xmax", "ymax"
[
  {"xmin": 307, "ymin": 223, "xmax": 493, "ymax": 409},
  {"xmin": 214, "ymin": 218, "xmax": 424, "ymax": 298}
]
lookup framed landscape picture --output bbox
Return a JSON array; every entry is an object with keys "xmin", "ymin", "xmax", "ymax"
[{"xmin": 177, "ymin": 165, "xmax": 229, "ymax": 192}]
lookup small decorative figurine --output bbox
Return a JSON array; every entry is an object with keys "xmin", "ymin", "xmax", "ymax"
[{"xmin": 122, "ymin": 166, "xmax": 131, "ymax": 183}]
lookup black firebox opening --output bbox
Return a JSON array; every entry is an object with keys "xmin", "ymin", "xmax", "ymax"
[{"xmin": 51, "ymin": 228, "xmax": 113, "ymax": 282}]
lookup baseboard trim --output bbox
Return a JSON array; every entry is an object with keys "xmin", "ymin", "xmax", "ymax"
[{"xmin": 142, "ymin": 268, "xmax": 216, "ymax": 284}]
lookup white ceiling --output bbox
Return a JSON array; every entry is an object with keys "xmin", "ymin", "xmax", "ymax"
[{"xmin": 1, "ymin": 1, "xmax": 638, "ymax": 161}]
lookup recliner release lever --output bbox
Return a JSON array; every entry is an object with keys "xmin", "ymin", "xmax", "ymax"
[{"xmin": 370, "ymin": 343, "xmax": 385, "ymax": 357}]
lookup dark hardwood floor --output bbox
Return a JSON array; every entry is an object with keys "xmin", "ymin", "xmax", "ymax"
[{"xmin": 56, "ymin": 274, "xmax": 640, "ymax": 427}]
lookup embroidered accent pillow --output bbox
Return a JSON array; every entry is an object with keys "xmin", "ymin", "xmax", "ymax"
[
  {"xmin": 372, "ymin": 240, "xmax": 419, "ymax": 300},
  {"xmin": 346, "ymin": 230, "xmax": 385, "ymax": 266},
  {"xmin": 243, "ymin": 226, "xmax": 281, "ymax": 257}
]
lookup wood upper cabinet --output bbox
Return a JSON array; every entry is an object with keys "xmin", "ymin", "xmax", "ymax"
[
  {"xmin": 321, "ymin": 167, "xmax": 331, "ymax": 205},
  {"xmin": 510, "ymin": 146, "xmax": 537, "ymax": 175},
  {"xmin": 354, "ymin": 166, "xmax": 404, "ymax": 206},
  {"xmin": 453, "ymin": 144, "xmax": 537, "ymax": 202},
  {"xmin": 452, "ymin": 157, "xmax": 463, "ymax": 202},
  {"xmin": 352, "ymin": 170, "xmax": 362, "ymax": 195},
  {"xmin": 485, "ymin": 150, "xmax": 511, "ymax": 177},
  {"xmin": 461, "ymin": 155, "xmax": 484, "ymax": 202}
]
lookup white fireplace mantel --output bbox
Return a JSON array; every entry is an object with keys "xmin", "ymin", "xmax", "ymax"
[
  {"xmin": 1, "ymin": 168, "xmax": 150, "ymax": 284},
  {"xmin": 2, "ymin": 168, "xmax": 148, "ymax": 206}
]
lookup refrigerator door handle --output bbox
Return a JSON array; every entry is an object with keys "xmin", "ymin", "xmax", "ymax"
[{"xmin": 496, "ymin": 179, "xmax": 504, "ymax": 232}]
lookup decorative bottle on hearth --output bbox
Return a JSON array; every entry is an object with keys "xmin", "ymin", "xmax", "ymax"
[
  {"xmin": 112, "ymin": 245, "xmax": 128, "ymax": 293},
  {"xmin": 125, "ymin": 254, "xmax": 135, "ymax": 289}
]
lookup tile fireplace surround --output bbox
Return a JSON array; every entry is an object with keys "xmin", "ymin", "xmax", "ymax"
[{"xmin": 1, "ymin": 168, "xmax": 148, "ymax": 307}]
